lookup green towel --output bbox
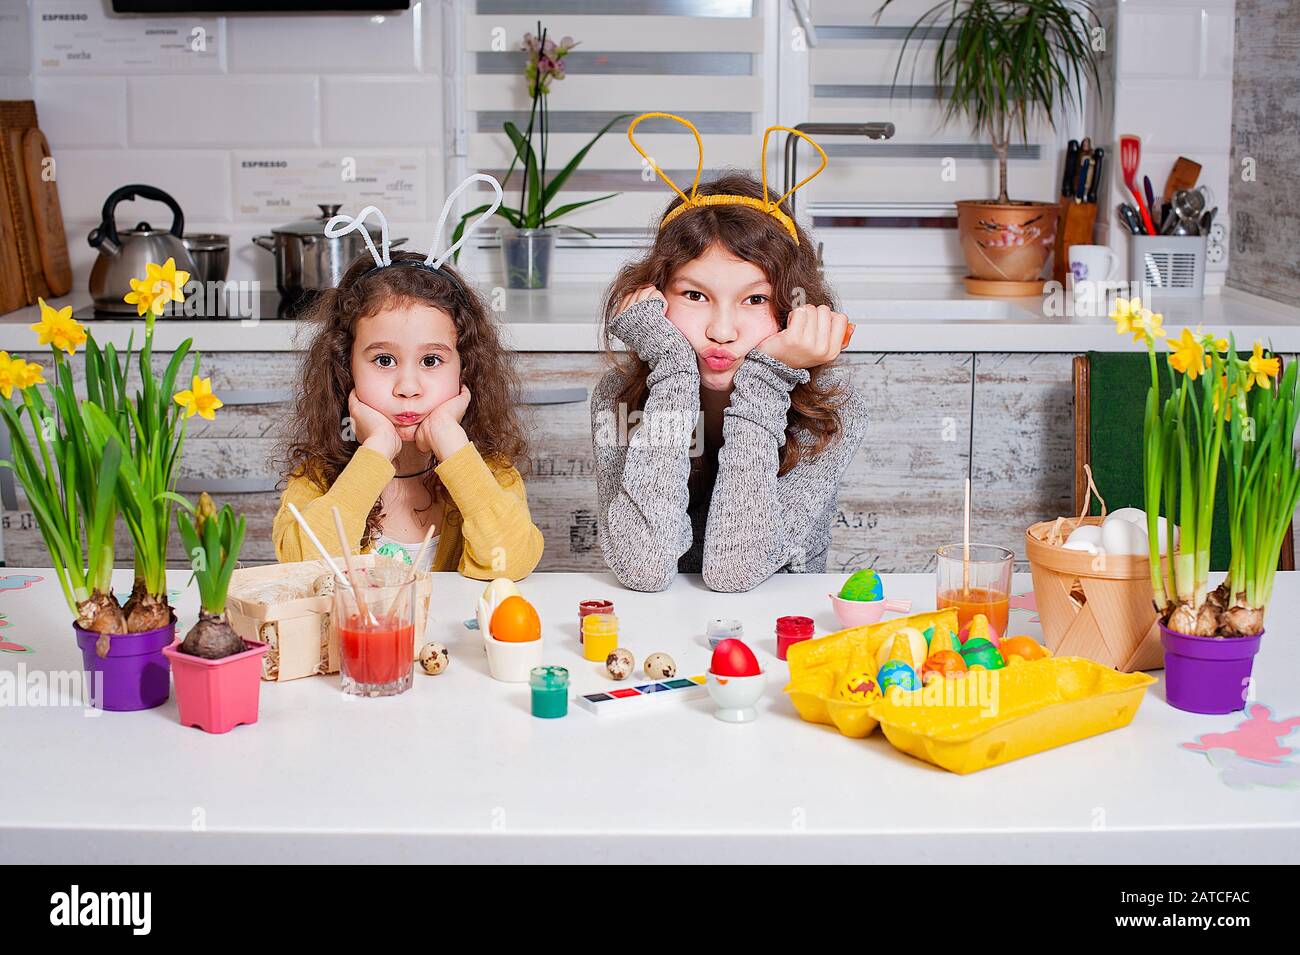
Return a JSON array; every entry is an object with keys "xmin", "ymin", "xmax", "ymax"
[{"xmin": 1084, "ymin": 351, "xmax": 1232, "ymax": 571}]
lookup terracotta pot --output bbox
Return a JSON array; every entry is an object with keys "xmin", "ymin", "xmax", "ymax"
[{"xmin": 956, "ymin": 200, "xmax": 1059, "ymax": 283}]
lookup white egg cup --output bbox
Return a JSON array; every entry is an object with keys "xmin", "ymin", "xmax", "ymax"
[
  {"xmin": 483, "ymin": 631, "xmax": 543, "ymax": 683},
  {"xmin": 705, "ymin": 670, "xmax": 767, "ymax": 723}
]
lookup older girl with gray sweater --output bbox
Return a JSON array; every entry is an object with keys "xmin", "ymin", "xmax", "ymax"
[{"xmin": 591, "ymin": 171, "xmax": 869, "ymax": 593}]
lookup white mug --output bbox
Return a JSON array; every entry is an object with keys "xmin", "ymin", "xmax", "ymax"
[{"xmin": 1068, "ymin": 244, "xmax": 1120, "ymax": 283}]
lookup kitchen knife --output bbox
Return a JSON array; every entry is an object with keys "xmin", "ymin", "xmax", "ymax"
[
  {"xmin": 1085, "ymin": 148, "xmax": 1104, "ymax": 203},
  {"xmin": 1063, "ymin": 139, "xmax": 1080, "ymax": 198},
  {"xmin": 1117, "ymin": 203, "xmax": 1144, "ymax": 235}
]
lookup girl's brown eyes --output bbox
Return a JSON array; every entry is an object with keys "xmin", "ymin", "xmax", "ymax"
[
  {"xmin": 373, "ymin": 355, "xmax": 442, "ymax": 368},
  {"xmin": 681, "ymin": 291, "xmax": 769, "ymax": 305}
]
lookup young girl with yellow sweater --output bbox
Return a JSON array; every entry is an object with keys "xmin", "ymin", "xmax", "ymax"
[{"xmin": 273, "ymin": 240, "xmax": 543, "ymax": 580}]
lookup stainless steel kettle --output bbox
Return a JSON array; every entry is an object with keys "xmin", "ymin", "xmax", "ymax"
[{"xmin": 88, "ymin": 184, "xmax": 198, "ymax": 314}]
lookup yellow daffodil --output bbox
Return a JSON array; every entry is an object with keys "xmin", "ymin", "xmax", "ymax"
[
  {"xmin": 173, "ymin": 376, "xmax": 223, "ymax": 420},
  {"xmin": 15, "ymin": 358, "xmax": 44, "ymax": 391},
  {"xmin": 124, "ymin": 258, "xmax": 191, "ymax": 317},
  {"xmin": 1110, "ymin": 297, "xmax": 1144, "ymax": 338},
  {"xmin": 123, "ymin": 276, "xmax": 159, "ymax": 317},
  {"xmin": 1246, "ymin": 341, "xmax": 1280, "ymax": 392},
  {"xmin": 1168, "ymin": 327, "xmax": 1208, "ymax": 380},
  {"xmin": 0, "ymin": 352, "xmax": 15, "ymax": 400},
  {"xmin": 1134, "ymin": 306, "xmax": 1166, "ymax": 343},
  {"xmin": 30, "ymin": 298, "xmax": 88, "ymax": 356}
]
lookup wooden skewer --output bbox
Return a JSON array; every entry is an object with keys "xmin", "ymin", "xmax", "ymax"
[
  {"xmin": 962, "ymin": 476, "xmax": 971, "ymax": 596},
  {"xmin": 409, "ymin": 523, "xmax": 438, "ymax": 580},
  {"xmin": 331, "ymin": 506, "xmax": 375, "ymax": 625}
]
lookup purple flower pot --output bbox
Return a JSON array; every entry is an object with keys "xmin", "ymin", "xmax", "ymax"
[
  {"xmin": 1159, "ymin": 623, "xmax": 1262, "ymax": 715},
  {"xmin": 74, "ymin": 622, "xmax": 174, "ymax": 711}
]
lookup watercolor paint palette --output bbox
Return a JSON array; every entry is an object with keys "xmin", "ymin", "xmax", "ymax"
[{"xmin": 575, "ymin": 675, "xmax": 708, "ymax": 716}]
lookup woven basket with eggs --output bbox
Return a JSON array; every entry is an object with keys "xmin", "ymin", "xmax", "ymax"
[{"xmin": 1024, "ymin": 468, "xmax": 1164, "ymax": 673}]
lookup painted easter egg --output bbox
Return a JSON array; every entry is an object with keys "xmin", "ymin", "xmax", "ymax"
[
  {"xmin": 838, "ymin": 568, "xmax": 884, "ymax": 602},
  {"xmin": 1000, "ymin": 635, "xmax": 1049, "ymax": 662},
  {"xmin": 711, "ymin": 639, "xmax": 761, "ymax": 677},
  {"xmin": 877, "ymin": 660, "xmax": 920, "ymax": 693},
  {"xmin": 922, "ymin": 650, "xmax": 967, "ymax": 683},
  {"xmin": 958, "ymin": 613, "xmax": 1000, "ymax": 648},
  {"xmin": 960, "ymin": 637, "xmax": 1005, "ymax": 670},
  {"xmin": 490, "ymin": 595, "xmax": 541, "ymax": 643},
  {"xmin": 874, "ymin": 626, "xmax": 927, "ymax": 673},
  {"xmin": 836, "ymin": 670, "xmax": 882, "ymax": 704}
]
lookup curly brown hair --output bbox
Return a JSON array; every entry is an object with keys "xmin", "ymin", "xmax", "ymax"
[
  {"xmin": 601, "ymin": 170, "xmax": 851, "ymax": 475},
  {"xmin": 280, "ymin": 250, "xmax": 528, "ymax": 549}
]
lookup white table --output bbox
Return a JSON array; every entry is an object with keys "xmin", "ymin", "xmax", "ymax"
[{"xmin": 1, "ymin": 567, "xmax": 1297, "ymax": 863}]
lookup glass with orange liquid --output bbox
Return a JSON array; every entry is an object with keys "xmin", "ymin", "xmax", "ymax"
[
  {"xmin": 333, "ymin": 560, "xmax": 417, "ymax": 698},
  {"xmin": 936, "ymin": 543, "xmax": 1013, "ymax": 637}
]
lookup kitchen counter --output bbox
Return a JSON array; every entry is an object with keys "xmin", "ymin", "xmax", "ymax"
[
  {"xmin": 1, "ymin": 566, "xmax": 1297, "ymax": 864},
  {"xmin": 4, "ymin": 283, "xmax": 1297, "ymax": 353}
]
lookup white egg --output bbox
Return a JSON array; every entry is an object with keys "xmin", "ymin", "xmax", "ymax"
[
  {"xmin": 1107, "ymin": 507, "xmax": 1147, "ymax": 527},
  {"xmin": 1101, "ymin": 516, "xmax": 1148, "ymax": 555},
  {"xmin": 1150, "ymin": 517, "xmax": 1180, "ymax": 555},
  {"xmin": 1065, "ymin": 524, "xmax": 1104, "ymax": 547},
  {"xmin": 1061, "ymin": 539, "xmax": 1103, "ymax": 555}
]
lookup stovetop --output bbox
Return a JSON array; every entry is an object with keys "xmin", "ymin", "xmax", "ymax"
[{"xmin": 74, "ymin": 289, "xmax": 320, "ymax": 322}]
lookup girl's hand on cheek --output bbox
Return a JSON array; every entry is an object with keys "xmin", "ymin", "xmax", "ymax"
[
  {"xmin": 349, "ymin": 389, "xmax": 402, "ymax": 461},
  {"xmin": 756, "ymin": 304, "xmax": 850, "ymax": 370},
  {"xmin": 612, "ymin": 285, "xmax": 696, "ymax": 368},
  {"xmin": 415, "ymin": 384, "xmax": 471, "ymax": 462}
]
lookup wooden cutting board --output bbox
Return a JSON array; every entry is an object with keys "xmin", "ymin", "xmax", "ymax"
[
  {"xmin": 20, "ymin": 128, "xmax": 71, "ymax": 297},
  {"xmin": 0, "ymin": 161, "xmax": 25, "ymax": 313}
]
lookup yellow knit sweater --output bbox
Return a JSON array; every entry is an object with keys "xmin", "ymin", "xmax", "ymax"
[{"xmin": 273, "ymin": 443, "xmax": 544, "ymax": 581}]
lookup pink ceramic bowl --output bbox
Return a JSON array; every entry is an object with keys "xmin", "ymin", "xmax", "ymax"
[{"xmin": 828, "ymin": 594, "xmax": 912, "ymax": 629}]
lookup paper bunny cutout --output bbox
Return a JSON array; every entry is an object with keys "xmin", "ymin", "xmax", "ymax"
[{"xmin": 324, "ymin": 172, "xmax": 504, "ymax": 272}]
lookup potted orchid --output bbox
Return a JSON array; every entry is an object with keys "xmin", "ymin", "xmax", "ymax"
[
  {"xmin": 449, "ymin": 23, "xmax": 626, "ymax": 288},
  {"xmin": 1116, "ymin": 298, "xmax": 1300, "ymax": 713},
  {"xmin": 0, "ymin": 258, "xmax": 223, "ymax": 710}
]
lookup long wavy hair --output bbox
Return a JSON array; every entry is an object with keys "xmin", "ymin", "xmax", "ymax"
[
  {"xmin": 280, "ymin": 251, "xmax": 528, "ymax": 549},
  {"xmin": 601, "ymin": 171, "xmax": 851, "ymax": 475}
]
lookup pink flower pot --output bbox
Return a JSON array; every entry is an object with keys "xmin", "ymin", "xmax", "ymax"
[{"xmin": 163, "ymin": 638, "xmax": 269, "ymax": 734}]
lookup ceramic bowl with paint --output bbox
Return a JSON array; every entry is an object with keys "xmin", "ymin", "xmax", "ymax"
[
  {"xmin": 828, "ymin": 594, "xmax": 913, "ymax": 629},
  {"xmin": 706, "ymin": 638, "xmax": 766, "ymax": 723}
]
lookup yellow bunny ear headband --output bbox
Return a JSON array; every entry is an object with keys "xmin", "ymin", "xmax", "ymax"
[{"xmin": 627, "ymin": 111, "xmax": 828, "ymax": 246}]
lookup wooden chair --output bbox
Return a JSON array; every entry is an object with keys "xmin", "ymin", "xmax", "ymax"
[{"xmin": 1073, "ymin": 353, "xmax": 1294, "ymax": 572}]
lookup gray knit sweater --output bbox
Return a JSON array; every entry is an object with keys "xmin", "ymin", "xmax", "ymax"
[{"xmin": 590, "ymin": 296, "xmax": 869, "ymax": 593}]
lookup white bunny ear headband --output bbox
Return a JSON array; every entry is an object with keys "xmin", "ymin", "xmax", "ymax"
[{"xmin": 324, "ymin": 172, "xmax": 504, "ymax": 275}]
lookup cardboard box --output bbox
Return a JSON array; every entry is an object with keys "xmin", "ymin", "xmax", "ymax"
[{"xmin": 226, "ymin": 557, "xmax": 433, "ymax": 682}]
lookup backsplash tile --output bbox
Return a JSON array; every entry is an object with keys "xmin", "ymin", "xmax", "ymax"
[
  {"xmin": 128, "ymin": 75, "xmax": 320, "ymax": 147},
  {"xmin": 232, "ymin": 150, "xmax": 428, "ymax": 222},
  {"xmin": 321, "ymin": 76, "xmax": 440, "ymax": 146},
  {"xmin": 226, "ymin": 11, "xmax": 419, "ymax": 74}
]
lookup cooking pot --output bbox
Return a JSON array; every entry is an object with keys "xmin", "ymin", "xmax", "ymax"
[{"xmin": 252, "ymin": 204, "xmax": 407, "ymax": 298}]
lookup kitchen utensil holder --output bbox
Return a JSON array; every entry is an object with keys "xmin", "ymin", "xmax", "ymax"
[{"xmin": 1128, "ymin": 233, "xmax": 1208, "ymax": 298}]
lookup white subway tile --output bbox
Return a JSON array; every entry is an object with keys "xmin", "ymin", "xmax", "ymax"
[
  {"xmin": 0, "ymin": 0, "xmax": 31, "ymax": 75},
  {"xmin": 128, "ymin": 75, "xmax": 319, "ymax": 147},
  {"xmin": 1202, "ymin": 11, "xmax": 1235, "ymax": 79},
  {"xmin": 232, "ymin": 149, "xmax": 428, "ymax": 222},
  {"xmin": 227, "ymin": 11, "xmax": 419, "ymax": 73},
  {"xmin": 1119, "ymin": 11, "xmax": 1200, "ymax": 77},
  {"xmin": 31, "ymin": 1, "xmax": 221, "ymax": 75},
  {"xmin": 322, "ymin": 77, "xmax": 440, "ymax": 146},
  {"xmin": 35, "ymin": 77, "xmax": 127, "ymax": 148},
  {"xmin": 53, "ymin": 149, "xmax": 232, "ymax": 228}
]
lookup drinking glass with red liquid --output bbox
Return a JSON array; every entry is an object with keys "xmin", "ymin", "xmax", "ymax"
[
  {"xmin": 935, "ymin": 543, "xmax": 1013, "ymax": 637},
  {"xmin": 333, "ymin": 560, "xmax": 417, "ymax": 698}
]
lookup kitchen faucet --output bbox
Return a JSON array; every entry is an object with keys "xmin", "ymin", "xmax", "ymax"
[{"xmin": 782, "ymin": 122, "xmax": 895, "ymax": 267}]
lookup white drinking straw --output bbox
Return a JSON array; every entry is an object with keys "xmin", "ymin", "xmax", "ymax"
[
  {"xmin": 331, "ymin": 506, "xmax": 376, "ymax": 625},
  {"xmin": 409, "ymin": 523, "xmax": 438, "ymax": 583},
  {"xmin": 286, "ymin": 502, "xmax": 353, "ymax": 591},
  {"xmin": 963, "ymin": 476, "xmax": 971, "ymax": 595}
]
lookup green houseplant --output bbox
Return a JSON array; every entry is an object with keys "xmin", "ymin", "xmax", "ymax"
[
  {"xmin": 163, "ymin": 492, "xmax": 268, "ymax": 733},
  {"xmin": 449, "ymin": 24, "xmax": 627, "ymax": 288},
  {"xmin": 878, "ymin": 0, "xmax": 1103, "ymax": 291},
  {"xmin": 1115, "ymin": 299, "xmax": 1300, "ymax": 713}
]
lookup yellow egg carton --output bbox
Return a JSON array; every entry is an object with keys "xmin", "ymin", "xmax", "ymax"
[
  {"xmin": 784, "ymin": 609, "xmax": 960, "ymax": 739},
  {"xmin": 867, "ymin": 657, "xmax": 1156, "ymax": 774}
]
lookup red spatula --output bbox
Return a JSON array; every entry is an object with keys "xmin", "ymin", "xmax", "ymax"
[{"xmin": 1119, "ymin": 134, "xmax": 1157, "ymax": 235}]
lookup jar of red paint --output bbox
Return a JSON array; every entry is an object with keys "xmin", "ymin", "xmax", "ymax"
[{"xmin": 776, "ymin": 615, "xmax": 815, "ymax": 660}]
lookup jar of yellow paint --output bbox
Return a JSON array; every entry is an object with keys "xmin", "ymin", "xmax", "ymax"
[{"xmin": 582, "ymin": 612, "xmax": 619, "ymax": 662}]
